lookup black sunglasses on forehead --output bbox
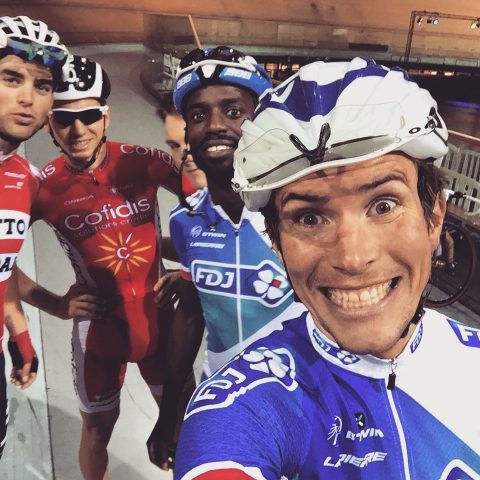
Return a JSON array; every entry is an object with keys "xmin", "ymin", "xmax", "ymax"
[
  {"xmin": 51, "ymin": 106, "xmax": 108, "ymax": 127},
  {"xmin": 179, "ymin": 46, "xmax": 246, "ymax": 69}
]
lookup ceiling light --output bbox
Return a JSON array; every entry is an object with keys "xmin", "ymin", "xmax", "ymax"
[
  {"xmin": 416, "ymin": 16, "xmax": 424, "ymax": 25},
  {"xmin": 427, "ymin": 15, "xmax": 440, "ymax": 25},
  {"xmin": 471, "ymin": 19, "xmax": 480, "ymax": 29}
]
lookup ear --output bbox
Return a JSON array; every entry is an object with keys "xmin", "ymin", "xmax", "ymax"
[
  {"xmin": 270, "ymin": 237, "xmax": 285, "ymax": 266},
  {"xmin": 429, "ymin": 191, "xmax": 447, "ymax": 253},
  {"xmin": 44, "ymin": 117, "xmax": 52, "ymax": 134}
]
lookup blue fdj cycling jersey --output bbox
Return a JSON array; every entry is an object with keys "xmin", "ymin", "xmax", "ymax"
[
  {"xmin": 170, "ymin": 188, "xmax": 304, "ymax": 376},
  {"xmin": 176, "ymin": 308, "xmax": 480, "ymax": 479}
]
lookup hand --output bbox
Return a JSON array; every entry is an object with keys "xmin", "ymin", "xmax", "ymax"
[
  {"xmin": 147, "ymin": 419, "xmax": 176, "ymax": 471},
  {"xmin": 153, "ymin": 271, "xmax": 180, "ymax": 310},
  {"xmin": 57, "ymin": 284, "xmax": 105, "ymax": 320},
  {"xmin": 8, "ymin": 331, "xmax": 38, "ymax": 389}
]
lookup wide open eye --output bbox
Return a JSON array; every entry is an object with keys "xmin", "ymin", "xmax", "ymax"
[{"xmin": 368, "ymin": 198, "xmax": 398, "ymax": 216}]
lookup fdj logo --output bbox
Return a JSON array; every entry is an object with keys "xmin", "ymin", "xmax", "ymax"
[
  {"xmin": 192, "ymin": 259, "xmax": 292, "ymax": 307},
  {"xmin": 185, "ymin": 347, "xmax": 297, "ymax": 419}
]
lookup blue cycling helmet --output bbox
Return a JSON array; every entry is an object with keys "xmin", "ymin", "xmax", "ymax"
[
  {"xmin": 173, "ymin": 46, "xmax": 272, "ymax": 115},
  {"xmin": 232, "ymin": 57, "xmax": 449, "ymax": 210}
]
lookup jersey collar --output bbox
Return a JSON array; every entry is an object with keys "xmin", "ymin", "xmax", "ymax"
[
  {"xmin": 305, "ymin": 312, "xmax": 424, "ymax": 379},
  {"xmin": 0, "ymin": 151, "xmax": 13, "ymax": 163}
]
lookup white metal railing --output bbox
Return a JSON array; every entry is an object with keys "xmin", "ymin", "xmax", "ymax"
[{"xmin": 442, "ymin": 132, "xmax": 480, "ymax": 220}]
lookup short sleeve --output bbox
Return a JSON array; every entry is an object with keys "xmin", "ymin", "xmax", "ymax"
[{"xmin": 148, "ymin": 148, "xmax": 180, "ymax": 195}]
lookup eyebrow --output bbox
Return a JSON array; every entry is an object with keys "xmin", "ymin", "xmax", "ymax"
[
  {"xmin": 186, "ymin": 97, "xmax": 246, "ymax": 112},
  {"xmin": 280, "ymin": 173, "xmax": 408, "ymax": 208},
  {"xmin": 0, "ymin": 68, "xmax": 24, "ymax": 78},
  {"xmin": 356, "ymin": 173, "xmax": 408, "ymax": 192},
  {"xmin": 280, "ymin": 192, "xmax": 329, "ymax": 208},
  {"xmin": 1, "ymin": 68, "xmax": 53, "ymax": 83}
]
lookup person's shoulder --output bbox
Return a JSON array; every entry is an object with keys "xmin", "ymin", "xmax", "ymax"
[
  {"xmin": 170, "ymin": 188, "xmax": 209, "ymax": 221},
  {"xmin": 6, "ymin": 153, "xmax": 40, "ymax": 180},
  {"xmin": 423, "ymin": 308, "xmax": 480, "ymax": 353},
  {"xmin": 38, "ymin": 155, "xmax": 66, "ymax": 183},
  {"xmin": 186, "ymin": 312, "xmax": 309, "ymax": 416}
]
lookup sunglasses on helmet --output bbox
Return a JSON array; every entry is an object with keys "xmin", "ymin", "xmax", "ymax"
[
  {"xmin": 50, "ymin": 106, "xmax": 109, "ymax": 127},
  {"xmin": 179, "ymin": 46, "xmax": 270, "ymax": 79},
  {"xmin": 3, "ymin": 37, "xmax": 67, "ymax": 68},
  {"xmin": 180, "ymin": 46, "xmax": 249, "ymax": 68}
]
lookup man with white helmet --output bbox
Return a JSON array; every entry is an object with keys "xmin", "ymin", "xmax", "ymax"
[
  {"xmin": 16, "ymin": 54, "xmax": 181, "ymax": 479},
  {"xmin": 174, "ymin": 58, "xmax": 480, "ymax": 478},
  {"xmin": 0, "ymin": 14, "xmax": 68, "ymax": 459}
]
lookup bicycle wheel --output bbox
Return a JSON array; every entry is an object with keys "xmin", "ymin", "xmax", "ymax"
[{"xmin": 426, "ymin": 220, "xmax": 477, "ymax": 308}]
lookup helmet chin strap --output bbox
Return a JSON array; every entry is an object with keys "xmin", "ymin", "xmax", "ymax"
[
  {"xmin": 399, "ymin": 284, "xmax": 429, "ymax": 338},
  {"xmin": 179, "ymin": 147, "xmax": 204, "ymax": 217},
  {"xmin": 80, "ymin": 135, "xmax": 107, "ymax": 170}
]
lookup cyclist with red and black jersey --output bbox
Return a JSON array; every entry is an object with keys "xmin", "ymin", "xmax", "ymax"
[
  {"xmin": 0, "ymin": 15, "xmax": 68, "ymax": 460},
  {"xmin": 16, "ymin": 54, "xmax": 180, "ymax": 479}
]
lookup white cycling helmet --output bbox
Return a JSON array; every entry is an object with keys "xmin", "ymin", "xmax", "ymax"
[
  {"xmin": 232, "ymin": 57, "xmax": 449, "ymax": 211},
  {"xmin": 54, "ymin": 54, "xmax": 111, "ymax": 102},
  {"xmin": 0, "ymin": 15, "xmax": 68, "ymax": 81}
]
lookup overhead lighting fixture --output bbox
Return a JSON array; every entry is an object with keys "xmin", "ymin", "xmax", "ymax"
[
  {"xmin": 416, "ymin": 16, "xmax": 424, "ymax": 25},
  {"xmin": 471, "ymin": 18, "xmax": 480, "ymax": 29},
  {"xmin": 427, "ymin": 15, "xmax": 440, "ymax": 25}
]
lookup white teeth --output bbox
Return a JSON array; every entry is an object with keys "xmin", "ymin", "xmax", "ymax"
[
  {"xmin": 207, "ymin": 145, "xmax": 232, "ymax": 152},
  {"xmin": 328, "ymin": 281, "xmax": 392, "ymax": 309}
]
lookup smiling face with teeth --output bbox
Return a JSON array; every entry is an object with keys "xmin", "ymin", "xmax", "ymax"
[
  {"xmin": 47, "ymin": 97, "xmax": 110, "ymax": 169},
  {"xmin": 185, "ymin": 85, "xmax": 256, "ymax": 185},
  {"xmin": 273, "ymin": 154, "xmax": 446, "ymax": 359}
]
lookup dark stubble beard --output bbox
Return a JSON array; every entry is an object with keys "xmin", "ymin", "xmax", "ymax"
[{"xmin": 0, "ymin": 124, "xmax": 43, "ymax": 153}]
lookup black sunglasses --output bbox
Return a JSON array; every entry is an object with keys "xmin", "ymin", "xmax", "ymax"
[
  {"xmin": 51, "ymin": 106, "xmax": 108, "ymax": 127},
  {"xmin": 179, "ymin": 46, "xmax": 246, "ymax": 69}
]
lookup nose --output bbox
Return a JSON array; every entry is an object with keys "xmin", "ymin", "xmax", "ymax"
[
  {"xmin": 18, "ymin": 83, "xmax": 35, "ymax": 106},
  {"xmin": 206, "ymin": 109, "xmax": 227, "ymax": 133},
  {"xmin": 331, "ymin": 217, "xmax": 379, "ymax": 275},
  {"xmin": 71, "ymin": 118, "xmax": 88, "ymax": 134}
]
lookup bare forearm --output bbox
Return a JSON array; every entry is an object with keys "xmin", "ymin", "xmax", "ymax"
[
  {"xmin": 167, "ymin": 303, "xmax": 204, "ymax": 388},
  {"xmin": 15, "ymin": 267, "xmax": 63, "ymax": 317},
  {"xmin": 161, "ymin": 236, "xmax": 180, "ymax": 263},
  {"xmin": 5, "ymin": 267, "xmax": 28, "ymax": 335}
]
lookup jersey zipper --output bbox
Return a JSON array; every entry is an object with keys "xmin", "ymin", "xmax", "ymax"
[
  {"xmin": 88, "ymin": 170, "xmax": 99, "ymax": 186},
  {"xmin": 386, "ymin": 360, "xmax": 411, "ymax": 479},
  {"xmin": 387, "ymin": 357, "xmax": 397, "ymax": 389},
  {"xmin": 234, "ymin": 224, "xmax": 242, "ymax": 343}
]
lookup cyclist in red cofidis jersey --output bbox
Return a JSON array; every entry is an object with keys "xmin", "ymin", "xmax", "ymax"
[
  {"xmin": 0, "ymin": 14, "xmax": 69, "ymax": 460},
  {"xmin": 16, "ymin": 54, "xmax": 180, "ymax": 479}
]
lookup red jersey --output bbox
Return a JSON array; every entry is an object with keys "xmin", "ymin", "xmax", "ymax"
[
  {"xmin": 33, "ymin": 141, "xmax": 179, "ymax": 303},
  {"xmin": 0, "ymin": 153, "xmax": 40, "ymax": 351},
  {"xmin": 182, "ymin": 173, "xmax": 196, "ymax": 197}
]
